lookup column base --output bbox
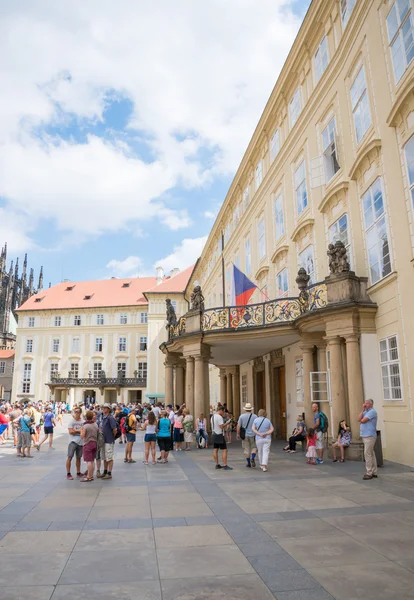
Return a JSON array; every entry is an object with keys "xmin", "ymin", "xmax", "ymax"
[{"xmin": 327, "ymin": 441, "xmax": 364, "ymax": 461}]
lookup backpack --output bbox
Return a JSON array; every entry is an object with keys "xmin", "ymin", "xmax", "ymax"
[
  {"xmin": 124, "ymin": 414, "xmax": 133, "ymax": 434},
  {"xmin": 319, "ymin": 412, "xmax": 329, "ymax": 434}
]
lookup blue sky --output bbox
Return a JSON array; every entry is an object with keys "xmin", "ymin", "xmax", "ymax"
[{"xmin": 0, "ymin": 0, "xmax": 309, "ymax": 287}]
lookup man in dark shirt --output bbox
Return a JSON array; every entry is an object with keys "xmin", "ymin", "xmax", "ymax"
[{"xmin": 101, "ymin": 403, "xmax": 118, "ymax": 480}]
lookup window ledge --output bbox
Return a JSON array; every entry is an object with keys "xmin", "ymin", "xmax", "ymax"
[
  {"xmin": 47, "ymin": 355, "xmax": 61, "ymax": 361},
  {"xmin": 366, "ymin": 270, "xmax": 398, "ymax": 294},
  {"xmin": 68, "ymin": 354, "xmax": 81, "ymax": 360},
  {"xmin": 22, "ymin": 355, "xmax": 35, "ymax": 361}
]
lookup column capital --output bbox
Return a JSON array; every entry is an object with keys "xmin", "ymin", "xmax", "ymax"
[
  {"xmin": 185, "ymin": 355, "xmax": 194, "ymax": 364},
  {"xmin": 324, "ymin": 334, "xmax": 341, "ymax": 346},
  {"xmin": 299, "ymin": 343, "xmax": 315, "ymax": 353},
  {"xmin": 344, "ymin": 334, "xmax": 360, "ymax": 343},
  {"xmin": 219, "ymin": 368, "xmax": 227, "ymax": 378}
]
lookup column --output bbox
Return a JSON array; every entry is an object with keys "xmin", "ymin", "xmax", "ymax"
[
  {"xmin": 194, "ymin": 355, "xmax": 205, "ymax": 420},
  {"xmin": 232, "ymin": 366, "xmax": 241, "ymax": 419},
  {"xmin": 219, "ymin": 368, "xmax": 227, "ymax": 406},
  {"xmin": 226, "ymin": 370, "xmax": 233, "ymax": 413},
  {"xmin": 301, "ymin": 344, "xmax": 314, "ymax": 426},
  {"xmin": 175, "ymin": 363, "xmax": 185, "ymax": 406},
  {"xmin": 164, "ymin": 361, "xmax": 174, "ymax": 407},
  {"xmin": 316, "ymin": 342, "xmax": 329, "ymax": 418},
  {"xmin": 203, "ymin": 360, "xmax": 210, "ymax": 418},
  {"xmin": 264, "ymin": 356, "xmax": 273, "ymax": 424},
  {"xmin": 326, "ymin": 336, "xmax": 346, "ymax": 435},
  {"xmin": 185, "ymin": 357, "xmax": 195, "ymax": 416},
  {"xmin": 345, "ymin": 334, "xmax": 365, "ymax": 441}
]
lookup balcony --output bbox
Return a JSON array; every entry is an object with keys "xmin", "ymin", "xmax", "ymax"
[{"xmin": 48, "ymin": 371, "xmax": 147, "ymax": 388}]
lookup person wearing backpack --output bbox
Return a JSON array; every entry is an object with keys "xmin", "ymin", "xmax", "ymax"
[
  {"xmin": 312, "ymin": 403, "xmax": 328, "ymax": 464},
  {"xmin": 124, "ymin": 407, "xmax": 137, "ymax": 464},
  {"xmin": 236, "ymin": 403, "xmax": 257, "ymax": 468}
]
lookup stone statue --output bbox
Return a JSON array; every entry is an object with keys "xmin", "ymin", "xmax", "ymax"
[
  {"xmin": 166, "ymin": 298, "xmax": 177, "ymax": 328},
  {"xmin": 327, "ymin": 240, "xmax": 350, "ymax": 274},
  {"xmin": 296, "ymin": 268, "xmax": 310, "ymax": 313},
  {"xmin": 190, "ymin": 285, "xmax": 205, "ymax": 312}
]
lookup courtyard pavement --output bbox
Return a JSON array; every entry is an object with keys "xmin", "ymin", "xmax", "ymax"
[{"xmin": 1, "ymin": 424, "xmax": 414, "ymax": 599}]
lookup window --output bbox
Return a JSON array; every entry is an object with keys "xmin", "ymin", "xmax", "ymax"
[
  {"xmin": 234, "ymin": 254, "xmax": 240, "ymax": 268},
  {"xmin": 171, "ymin": 300, "xmax": 177, "ymax": 311},
  {"xmin": 72, "ymin": 337, "xmax": 80, "ymax": 353},
  {"xmin": 380, "ymin": 335, "xmax": 403, "ymax": 400},
  {"xmin": 277, "ymin": 268, "xmax": 289, "ymax": 297},
  {"xmin": 93, "ymin": 363, "xmax": 103, "ymax": 378},
  {"xmin": 118, "ymin": 362, "xmax": 127, "ymax": 377},
  {"xmin": 0, "ymin": 362, "xmax": 5, "ymax": 375},
  {"xmin": 137, "ymin": 361, "xmax": 147, "ymax": 379},
  {"xmin": 28, "ymin": 317, "xmax": 35, "ymax": 328},
  {"xmin": 255, "ymin": 160, "xmax": 263, "ymax": 189},
  {"xmin": 95, "ymin": 337, "xmax": 103, "ymax": 352},
  {"xmin": 70, "ymin": 363, "xmax": 79, "ymax": 379},
  {"xmin": 274, "ymin": 193, "xmax": 285, "ymax": 241},
  {"xmin": 96, "ymin": 314, "xmax": 104, "ymax": 325},
  {"xmin": 22, "ymin": 363, "xmax": 31, "ymax": 394},
  {"xmin": 54, "ymin": 316, "xmax": 61, "ymax": 327},
  {"xmin": 295, "ymin": 358, "xmax": 304, "ymax": 403},
  {"xmin": 120, "ymin": 314, "xmax": 128, "ymax": 325},
  {"xmin": 50, "ymin": 363, "xmax": 59, "ymax": 379},
  {"xmin": 289, "ymin": 87, "xmax": 301, "ymax": 128},
  {"xmin": 322, "ymin": 118, "xmax": 340, "ymax": 181},
  {"xmin": 26, "ymin": 339, "xmax": 33, "ymax": 353},
  {"xmin": 242, "ymin": 187, "xmax": 250, "ymax": 212},
  {"xmin": 258, "ymin": 218, "xmax": 266, "ymax": 260},
  {"xmin": 119, "ymin": 336, "xmax": 127, "ymax": 352},
  {"xmin": 224, "ymin": 222, "xmax": 231, "ymax": 244},
  {"xmin": 341, "ymin": 0, "xmax": 356, "ymax": 27},
  {"xmin": 315, "ymin": 36, "xmax": 329, "ymax": 81},
  {"xmin": 52, "ymin": 339, "xmax": 60, "ymax": 353},
  {"xmin": 295, "ymin": 161, "xmax": 308, "ymax": 215},
  {"xmin": 330, "ymin": 214, "xmax": 352, "ymax": 268},
  {"xmin": 140, "ymin": 336, "xmax": 147, "ymax": 351},
  {"xmin": 233, "ymin": 205, "xmax": 240, "ymax": 229},
  {"xmin": 241, "ymin": 374, "xmax": 247, "ymax": 405},
  {"xmin": 74, "ymin": 315, "xmax": 81, "ymax": 326},
  {"xmin": 298, "ymin": 245, "xmax": 315, "ymax": 284},
  {"xmin": 387, "ymin": 0, "xmax": 414, "ymax": 82},
  {"xmin": 140, "ymin": 312, "xmax": 148, "ymax": 324},
  {"xmin": 351, "ymin": 66, "xmax": 371, "ymax": 144},
  {"xmin": 226, "ymin": 266, "xmax": 231, "ymax": 304},
  {"xmin": 245, "ymin": 238, "xmax": 251, "ymax": 274},
  {"xmin": 270, "ymin": 129, "xmax": 280, "ymax": 161},
  {"xmin": 362, "ymin": 178, "xmax": 392, "ymax": 284},
  {"xmin": 405, "ymin": 136, "xmax": 414, "ymax": 212}
]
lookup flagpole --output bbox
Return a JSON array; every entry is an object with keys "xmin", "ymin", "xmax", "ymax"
[{"xmin": 221, "ymin": 231, "xmax": 225, "ymax": 307}]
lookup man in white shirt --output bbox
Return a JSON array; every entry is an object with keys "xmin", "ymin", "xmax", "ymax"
[
  {"xmin": 211, "ymin": 406, "xmax": 233, "ymax": 471},
  {"xmin": 152, "ymin": 403, "xmax": 161, "ymax": 419}
]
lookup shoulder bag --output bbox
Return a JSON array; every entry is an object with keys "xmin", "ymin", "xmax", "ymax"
[{"xmin": 239, "ymin": 413, "xmax": 252, "ymax": 440}]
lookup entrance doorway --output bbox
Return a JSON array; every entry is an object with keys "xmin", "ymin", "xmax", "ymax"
[
  {"xmin": 83, "ymin": 390, "xmax": 96, "ymax": 405},
  {"xmin": 128, "ymin": 390, "xmax": 143, "ymax": 404},
  {"xmin": 255, "ymin": 370, "xmax": 266, "ymax": 412},
  {"xmin": 273, "ymin": 366, "xmax": 287, "ymax": 439}
]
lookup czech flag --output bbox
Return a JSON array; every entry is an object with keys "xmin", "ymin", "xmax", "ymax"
[{"xmin": 230, "ymin": 264, "xmax": 257, "ymax": 306}]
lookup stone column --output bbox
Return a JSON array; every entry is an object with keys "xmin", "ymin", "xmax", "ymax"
[
  {"xmin": 232, "ymin": 366, "xmax": 241, "ymax": 419},
  {"xmin": 164, "ymin": 360, "xmax": 174, "ymax": 407},
  {"xmin": 185, "ymin": 357, "xmax": 195, "ymax": 415},
  {"xmin": 203, "ymin": 360, "xmax": 210, "ymax": 418},
  {"xmin": 175, "ymin": 363, "xmax": 185, "ymax": 406},
  {"xmin": 345, "ymin": 334, "xmax": 365, "ymax": 441},
  {"xmin": 300, "ymin": 344, "xmax": 314, "ymax": 426},
  {"xmin": 226, "ymin": 370, "xmax": 233, "ymax": 413},
  {"xmin": 326, "ymin": 336, "xmax": 346, "ymax": 436},
  {"xmin": 316, "ymin": 342, "xmax": 329, "ymax": 418},
  {"xmin": 194, "ymin": 355, "xmax": 205, "ymax": 421},
  {"xmin": 219, "ymin": 368, "xmax": 227, "ymax": 406}
]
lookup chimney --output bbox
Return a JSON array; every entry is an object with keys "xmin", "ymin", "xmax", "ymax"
[
  {"xmin": 170, "ymin": 268, "xmax": 180, "ymax": 278},
  {"xmin": 156, "ymin": 266, "xmax": 164, "ymax": 286}
]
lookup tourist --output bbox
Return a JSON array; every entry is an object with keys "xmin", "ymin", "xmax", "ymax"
[
  {"xmin": 183, "ymin": 408, "xmax": 194, "ymax": 451},
  {"xmin": 173, "ymin": 408, "xmax": 184, "ymax": 451},
  {"xmin": 142, "ymin": 410, "xmax": 157, "ymax": 465},
  {"xmin": 211, "ymin": 405, "xmax": 233, "ymax": 470},
  {"xmin": 101, "ymin": 403, "xmax": 118, "ymax": 480},
  {"xmin": 95, "ymin": 405, "xmax": 104, "ymax": 478},
  {"xmin": 124, "ymin": 407, "xmax": 137, "ymax": 463},
  {"xmin": 332, "ymin": 420, "xmax": 352, "ymax": 462},
  {"xmin": 80, "ymin": 410, "xmax": 99, "ymax": 482},
  {"xmin": 152, "ymin": 402, "xmax": 161, "ymax": 420},
  {"xmin": 157, "ymin": 410, "xmax": 172, "ymax": 463},
  {"xmin": 0, "ymin": 408, "xmax": 9, "ymax": 445},
  {"xmin": 252, "ymin": 409, "xmax": 274, "ymax": 472},
  {"xmin": 9, "ymin": 404, "xmax": 22, "ymax": 448},
  {"xmin": 312, "ymin": 403, "xmax": 324, "ymax": 464},
  {"xmin": 236, "ymin": 403, "xmax": 257, "ymax": 468},
  {"xmin": 66, "ymin": 407, "xmax": 85, "ymax": 480},
  {"xmin": 306, "ymin": 428, "xmax": 317, "ymax": 465},
  {"xmin": 285, "ymin": 415, "xmax": 307, "ymax": 453},
  {"xmin": 358, "ymin": 399, "xmax": 378, "ymax": 480},
  {"xmin": 15, "ymin": 409, "xmax": 33, "ymax": 458},
  {"xmin": 196, "ymin": 413, "xmax": 208, "ymax": 449},
  {"xmin": 36, "ymin": 405, "xmax": 56, "ymax": 450}
]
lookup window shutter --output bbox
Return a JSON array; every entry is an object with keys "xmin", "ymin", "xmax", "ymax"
[{"xmin": 310, "ymin": 155, "xmax": 325, "ymax": 188}]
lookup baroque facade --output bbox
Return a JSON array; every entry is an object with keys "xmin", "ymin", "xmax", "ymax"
[{"xmin": 161, "ymin": 0, "xmax": 414, "ymax": 466}]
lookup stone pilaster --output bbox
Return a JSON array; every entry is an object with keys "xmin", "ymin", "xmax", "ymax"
[
  {"xmin": 325, "ymin": 335, "xmax": 346, "ymax": 436},
  {"xmin": 185, "ymin": 357, "xmax": 194, "ymax": 415}
]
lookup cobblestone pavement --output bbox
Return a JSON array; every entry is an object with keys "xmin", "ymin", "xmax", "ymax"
[{"xmin": 1, "ymin": 423, "xmax": 414, "ymax": 599}]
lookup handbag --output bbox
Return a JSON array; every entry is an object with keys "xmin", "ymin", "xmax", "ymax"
[{"xmin": 239, "ymin": 413, "xmax": 252, "ymax": 441}]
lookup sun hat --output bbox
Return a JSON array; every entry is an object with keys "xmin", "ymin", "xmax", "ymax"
[
  {"xmin": 103, "ymin": 403, "xmax": 112, "ymax": 409},
  {"xmin": 243, "ymin": 403, "xmax": 253, "ymax": 411}
]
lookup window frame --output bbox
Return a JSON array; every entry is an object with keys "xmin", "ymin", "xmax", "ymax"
[
  {"xmin": 245, "ymin": 237, "xmax": 251, "ymax": 275},
  {"xmin": 28, "ymin": 317, "xmax": 35, "ymax": 328},
  {"xmin": 321, "ymin": 117, "xmax": 340, "ymax": 182},
  {"xmin": 26, "ymin": 339, "xmax": 33, "ymax": 353},
  {"xmin": 274, "ymin": 192, "xmax": 285, "ymax": 241},
  {"xmin": 0, "ymin": 361, "xmax": 5, "ymax": 375},
  {"xmin": 137, "ymin": 361, "xmax": 147, "ymax": 379},
  {"xmin": 255, "ymin": 160, "xmax": 263, "ymax": 189},
  {"xmin": 386, "ymin": 0, "xmax": 414, "ymax": 83},
  {"xmin": 73, "ymin": 315, "xmax": 81, "ymax": 326},
  {"xmin": 341, "ymin": 0, "xmax": 356, "ymax": 28},
  {"xmin": 257, "ymin": 216, "xmax": 266, "ymax": 261},
  {"xmin": 50, "ymin": 363, "xmax": 59, "ymax": 379},
  {"xmin": 289, "ymin": 87, "xmax": 301, "ymax": 129},
  {"xmin": 119, "ymin": 336, "xmax": 127, "ymax": 352},
  {"xmin": 270, "ymin": 129, "xmax": 280, "ymax": 161},
  {"xmin": 404, "ymin": 134, "xmax": 414, "ymax": 213},
  {"xmin": 315, "ymin": 35, "xmax": 329, "ymax": 82},
  {"xmin": 277, "ymin": 268, "xmax": 289, "ymax": 298},
  {"xmin": 95, "ymin": 337, "xmax": 103, "ymax": 352},
  {"xmin": 72, "ymin": 337, "xmax": 80, "ymax": 353},
  {"xmin": 379, "ymin": 334, "xmax": 403, "ymax": 401},
  {"xmin": 298, "ymin": 245, "xmax": 315, "ymax": 285},
  {"xmin": 52, "ymin": 338, "xmax": 60, "ymax": 353},
  {"xmin": 140, "ymin": 312, "xmax": 148, "ymax": 324},
  {"xmin": 295, "ymin": 358, "xmax": 304, "ymax": 404},
  {"xmin": 93, "ymin": 362, "xmax": 103, "ymax": 378},
  {"xmin": 329, "ymin": 213, "xmax": 352, "ymax": 268},
  {"xmin": 350, "ymin": 65, "xmax": 372, "ymax": 145},
  {"xmin": 54, "ymin": 316, "xmax": 61, "ymax": 327},
  {"xmin": 96, "ymin": 314, "xmax": 104, "ymax": 326},
  {"xmin": 70, "ymin": 363, "xmax": 79, "ymax": 379},
  {"xmin": 295, "ymin": 160, "xmax": 308, "ymax": 216},
  {"xmin": 140, "ymin": 336, "xmax": 147, "ymax": 351},
  {"xmin": 241, "ymin": 374, "xmax": 248, "ymax": 405},
  {"xmin": 361, "ymin": 178, "xmax": 392, "ymax": 285}
]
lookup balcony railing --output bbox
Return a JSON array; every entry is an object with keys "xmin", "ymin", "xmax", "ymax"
[
  {"xmin": 168, "ymin": 282, "xmax": 327, "ymax": 339},
  {"xmin": 48, "ymin": 373, "xmax": 147, "ymax": 388}
]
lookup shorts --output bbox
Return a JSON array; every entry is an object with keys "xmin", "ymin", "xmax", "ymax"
[
  {"xmin": 102, "ymin": 443, "xmax": 115, "ymax": 461},
  {"xmin": 83, "ymin": 441, "xmax": 97, "ymax": 462},
  {"xmin": 44, "ymin": 426, "xmax": 54, "ymax": 435},
  {"xmin": 144, "ymin": 433, "xmax": 157, "ymax": 443},
  {"xmin": 315, "ymin": 430, "xmax": 323, "ymax": 450},
  {"xmin": 126, "ymin": 433, "xmax": 136, "ymax": 443},
  {"xmin": 67, "ymin": 441, "xmax": 83, "ymax": 459},
  {"xmin": 242, "ymin": 435, "xmax": 257, "ymax": 456},
  {"xmin": 17, "ymin": 431, "xmax": 31, "ymax": 448},
  {"xmin": 213, "ymin": 434, "xmax": 227, "ymax": 450},
  {"xmin": 158, "ymin": 437, "xmax": 172, "ymax": 452},
  {"xmin": 0, "ymin": 424, "xmax": 8, "ymax": 435}
]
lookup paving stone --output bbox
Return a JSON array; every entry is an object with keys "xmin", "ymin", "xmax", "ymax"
[
  {"xmin": 47, "ymin": 520, "xmax": 86, "ymax": 530},
  {"xmin": 0, "ymin": 530, "xmax": 79, "ymax": 553},
  {"xmin": 258, "ymin": 568, "xmax": 322, "ymax": 593},
  {"xmin": 13, "ymin": 521, "xmax": 52, "ymax": 531},
  {"xmin": 157, "ymin": 545, "xmax": 254, "ymax": 578},
  {"xmin": 83, "ymin": 519, "xmax": 120, "ymax": 530},
  {"xmin": 248, "ymin": 553, "xmax": 301, "ymax": 573},
  {"xmin": 50, "ymin": 581, "xmax": 161, "ymax": 600},
  {"xmin": 155, "ymin": 524, "xmax": 233, "ymax": 548},
  {"xmin": 0, "ymin": 586, "xmax": 54, "ymax": 600},
  {"xmin": 152, "ymin": 517, "xmax": 187, "ymax": 527},
  {"xmin": 0, "ymin": 552, "xmax": 69, "ymax": 585},
  {"xmin": 118, "ymin": 518, "xmax": 153, "ymax": 529},
  {"xmin": 161, "ymin": 573, "xmax": 275, "ymax": 600},
  {"xmin": 281, "ymin": 511, "xmax": 314, "ymax": 520},
  {"xmin": 238, "ymin": 541, "xmax": 287, "ymax": 557},
  {"xmin": 74, "ymin": 528, "xmax": 154, "ymax": 551},
  {"xmin": 273, "ymin": 588, "xmax": 335, "ymax": 600},
  {"xmin": 250, "ymin": 512, "xmax": 285, "ymax": 522},
  {"xmin": 184, "ymin": 515, "xmax": 219, "ymax": 526}
]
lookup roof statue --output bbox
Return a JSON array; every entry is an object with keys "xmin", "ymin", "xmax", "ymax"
[
  {"xmin": 190, "ymin": 285, "xmax": 204, "ymax": 312},
  {"xmin": 165, "ymin": 298, "xmax": 177, "ymax": 328}
]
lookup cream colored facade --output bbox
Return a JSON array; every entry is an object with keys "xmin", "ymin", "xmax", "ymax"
[{"xmin": 163, "ymin": 0, "xmax": 414, "ymax": 466}]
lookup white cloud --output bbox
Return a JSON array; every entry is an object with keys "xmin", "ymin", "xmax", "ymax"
[
  {"xmin": 0, "ymin": 0, "xmax": 303, "ymax": 248},
  {"xmin": 106, "ymin": 255, "xmax": 142, "ymax": 277},
  {"xmin": 204, "ymin": 211, "xmax": 216, "ymax": 219},
  {"xmin": 156, "ymin": 236, "xmax": 207, "ymax": 272}
]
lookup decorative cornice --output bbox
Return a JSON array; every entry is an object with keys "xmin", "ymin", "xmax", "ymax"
[
  {"xmin": 270, "ymin": 244, "xmax": 289, "ymax": 264},
  {"xmin": 255, "ymin": 264, "xmax": 270, "ymax": 280},
  {"xmin": 291, "ymin": 217, "xmax": 315, "ymax": 243},
  {"xmin": 386, "ymin": 71, "xmax": 414, "ymax": 127},
  {"xmin": 349, "ymin": 138, "xmax": 382, "ymax": 181},
  {"xmin": 318, "ymin": 180, "xmax": 349, "ymax": 214}
]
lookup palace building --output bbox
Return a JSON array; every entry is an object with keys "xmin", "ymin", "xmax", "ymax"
[{"xmin": 161, "ymin": 0, "xmax": 414, "ymax": 466}]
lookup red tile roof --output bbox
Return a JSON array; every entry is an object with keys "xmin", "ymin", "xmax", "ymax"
[
  {"xmin": 0, "ymin": 350, "xmax": 15, "ymax": 359},
  {"xmin": 144, "ymin": 265, "xmax": 194, "ymax": 295}
]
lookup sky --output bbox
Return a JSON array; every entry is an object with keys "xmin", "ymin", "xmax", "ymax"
[{"xmin": 0, "ymin": 0, "xmax": 310, "ymax": 287}]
